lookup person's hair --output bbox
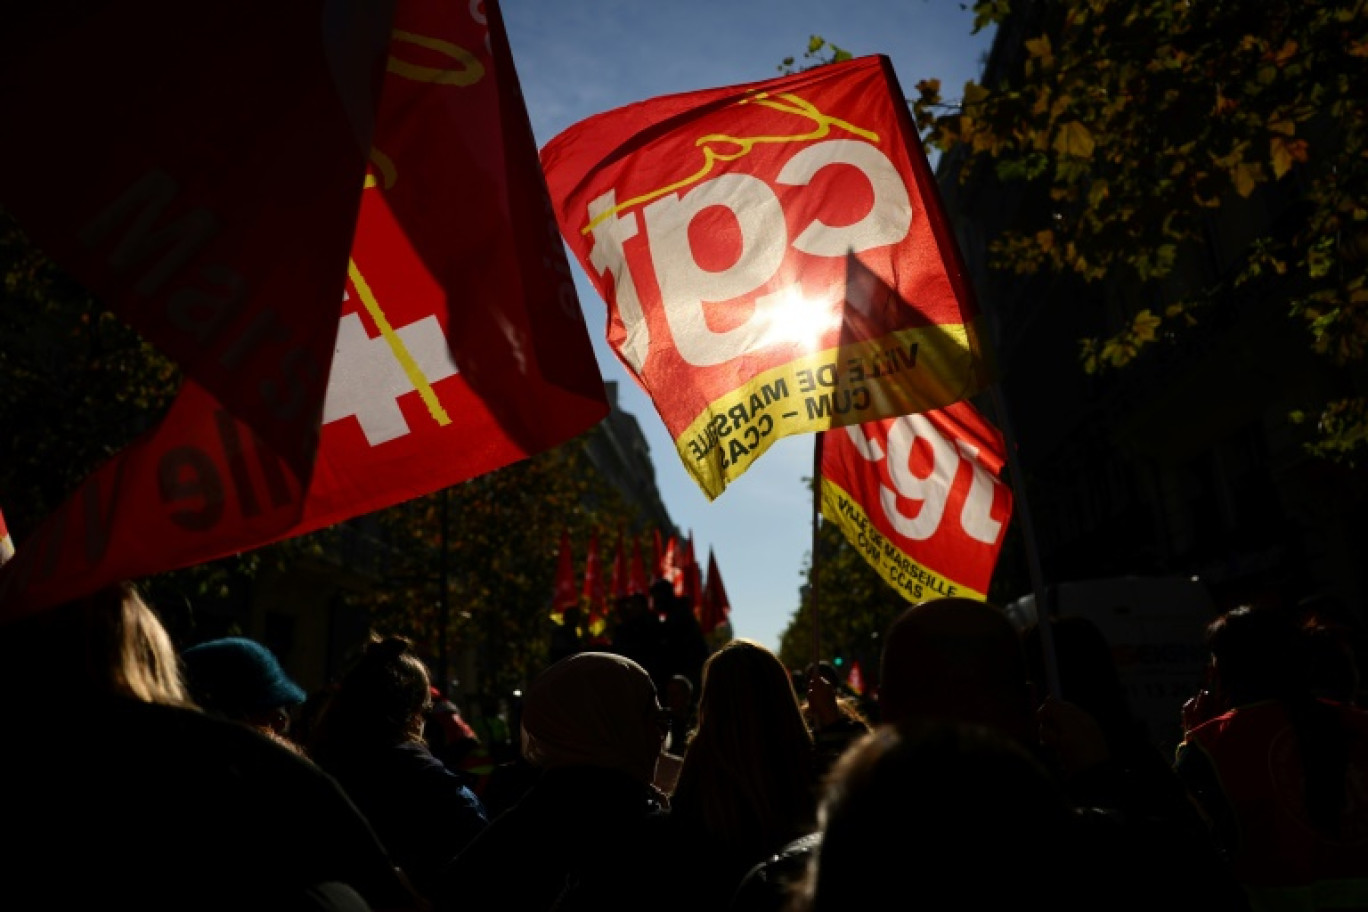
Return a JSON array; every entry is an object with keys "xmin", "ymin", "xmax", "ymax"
[
  {"xmin": 792, "ymin": 719, "xmax": 1078, "ymax": 911},
  {"xmin": 306, "ymin": 634, "xmax": 432, "ymax": 761},
  {"xmin": 877, "ymin": 597, "xmax": 1037, "ymax": 747},
  {"xmin": 1, "ymin": 580, "xmax": 191, "ymax": 708},
  {"xmin": 672, "ymin": 638, "xmax": 817, "ymax": 862}
]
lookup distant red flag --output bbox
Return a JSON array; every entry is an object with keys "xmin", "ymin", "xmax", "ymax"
[
  {"xmin": 0, "ymin": 506, "xmax": 13, "ymax": 567},
  {"xmin": 698, "ymin": 547, "xmax": 731, "ymax": 635},
  {"xmin": 610, "ymin": 527, "xmax": 629, "ymax": 602},
  {"xmin": 846, "ymin": 659, "xmax": 865, "ymax": 696},
  {"xmin": 628, "ymin": 536, "xmax": 650, "ymax": 596},
  {"xmin": 0, "ymin": 0, "xmax": 609, "ymax": 621},
  {"xmin": 819, "ymin": 400, "xmax": 1013, "ymax": 601},
  {"xmin": 582, "ymin": 529, "xmax": 606, "ymax": 635},
  {"xmin": 652, "ymin": 529, "xmax": 665, "ymax": 579},
  {"xmin": 661, "ymin": 535, "xmax": 682, "ymax": 590},
  {"xmin": 551, "ymin": 529, "xmax": 578, "ymax": 624},
  {"xmin": 542, "ymin": 55, "xmax": 989, "ymax": 501},
  {"xmin": 677, "ymin": 533, "xmax": 701, "ymax": 611}
]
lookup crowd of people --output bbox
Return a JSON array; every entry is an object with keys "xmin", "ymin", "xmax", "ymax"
[{"xmin": 3, "ymin": 575, "xmax": 1365, "ymax": 912}]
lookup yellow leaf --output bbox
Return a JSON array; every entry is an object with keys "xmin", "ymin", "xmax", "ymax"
[
  {"xmin": 1234, "ymin": 162, "xmax": 1261, "ymax": 197},
  {"xmin": 1271, "ymin": 136, "xmax": 1294, "ymax": 179},
  {"xmin": 1132, "ymin": 309, "xmax": 1161, "ymax": 343},
  {"xmin": 1267, "ymin": 119, "xmax": 1295, "ymax": 136},
  {"xmin": 1268, "ymin": 39, "xmax": 1298, "ymax": 67},
  {"xmin": 1053, "ymin": 121, "xmax": 1095, "ymax": 159},
  {"xmin": 1088, "ymin": 180, "xmax": 1109, "ymax": 207},
  {"xmin": 1036, "ymin": 229, "xmax": 1055, "ymax": 252},
  {"xmin": 962, "ymin": 82, "xmax": 989, "ymax": 108},
  {"xmin": 1025, "ymin": 36, "xmax": 1052, "ymax": 59}
]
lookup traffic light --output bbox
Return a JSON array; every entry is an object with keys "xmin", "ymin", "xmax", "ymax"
[{"xmin": 832, "ymin": 655, "xmax": 844, "ymax": 668}]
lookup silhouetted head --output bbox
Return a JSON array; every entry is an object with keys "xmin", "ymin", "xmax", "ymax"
[
  {"xmin": 878, "ymin": 597, "xmax": 1037, "ymax": 749},
  {"xmin": 307, "ymin": 635, "xmax": 433, "ymax": 761},
  {"xmin": 800, "ymin": 718, "xmax": 1077, "ymax": 911},
  {"xmin": 1205, "ymin": 605, "xmax": 1308, "ymax": 708},
  {"xmin": 519, "ymin": 651, "xmax": 664, "ymax": 785},
  {"xmin": 0, "ymin": 580, "xmax": 190, "ymax": 711}
]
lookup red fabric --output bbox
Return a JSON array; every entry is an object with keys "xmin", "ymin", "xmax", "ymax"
[
  {"xmin": 542, "ymin": 55, "xmax": 989, "ymax": 502},
  {"xmin": 0, "ymin": 0, "xmax": 608, "ymax": 621},
  {"xmin": 818, "ymin": 400, "xmax": 1013, "ymax": 601},
  {"xmin": 846, "ymin": 660, "xmax": 865, "ymax": 696},
  {"xmin": 697, "ymin": 548, "xmax": 731, "ymax": 635},
  {"xmin": 1184, "ymin": 701, "xmax": 1368, "ymax": 890},
  {"xmin": 0, "ymin": 505, "xmax": 13, "ymax": 566},
  {"xmin": 661, "ymin": 535, "xmax": 682, "ymax": 590},
  {"xmin": 677, "ymin": 533, "xmax": 701, "ymax": 611},
  {"xmin": 0, "ymin": 0, "xmax": 385, "ymax": 476},
  {"xmin": 628, "ymin": 536, "xmax": 650, "ymax": 597}
]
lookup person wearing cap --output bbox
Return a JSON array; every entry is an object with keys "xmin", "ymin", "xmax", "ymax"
[{"xmin": 181, "ymin": 636, "xmax": 308, "ymax": 748}]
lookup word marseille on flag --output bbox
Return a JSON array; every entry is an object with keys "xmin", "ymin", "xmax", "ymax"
[
  {"xmin": 0, "ymin": 0, "xmax": 606, "ymax": 620},
  {"xmin": 542, "ymin": 55, "xmax": 991, "ymax": 501}
]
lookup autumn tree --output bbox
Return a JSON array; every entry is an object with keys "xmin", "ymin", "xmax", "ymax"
[
  {"xmin": 338, "ymin": 429, "xmax": 646, "ymax": 698},
  {"xmin": 913, "ymin": 0, "xmax": 1368, "ymax": 461}
]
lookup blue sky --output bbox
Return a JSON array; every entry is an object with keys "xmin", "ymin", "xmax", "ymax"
[{"xmin": 500, "ymin": 0, "xmax": 996, "ymax": 655}]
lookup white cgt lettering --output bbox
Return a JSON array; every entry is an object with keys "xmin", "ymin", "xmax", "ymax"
[
  {"xmin": 586, "ymin": 138, "xmax": 914, "ymax": 370},
  {"xmin": 844, "ymin": 414, "xmax": 1003, "ymax": 544}
]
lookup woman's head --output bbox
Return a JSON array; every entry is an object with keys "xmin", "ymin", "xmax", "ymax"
[
  {"xmin": 309, "ymin": 635, "xmax": 433, "ymax": 755},
  {"xmin": 1, "ymin": 580, "xmax": 190, "ymax": 708},
  {"xmin": 673, "ymin": 639, "xmax": 817, "ymax": 856},
  {"xmin": 695, "ymin": 639, "xmax": 810, "ymax": 743},
  {"xmin": 519, "ymin": 651, "xmax": 664, "ymax": 785}
]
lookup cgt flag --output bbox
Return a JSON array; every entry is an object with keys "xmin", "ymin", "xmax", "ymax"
[
  {"xmin": 542, "ymin": 55, "xmax": 989, "ymax": 500},
  {"xmin": 819, "ymin": 400, "xmax": 1013, "ymax": 602},
  {"xmin": 0, "ymin": 0, "xmax": 607, "ymax": 622}
]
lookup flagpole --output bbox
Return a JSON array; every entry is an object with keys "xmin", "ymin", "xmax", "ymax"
[
  {"xmin": 987, "ymin": 382, "xmax": 1061, "ymax": 700},
  {"xmin": 810, "ymin": 431, "xmax": 825, "ymax": 668}
]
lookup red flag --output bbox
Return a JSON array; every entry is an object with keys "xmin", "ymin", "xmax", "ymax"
[
  {"xmin": 677, "ymin": 532, "xmax": 701, "ymax": 612},
  {"xmin": 628, "ymin": 536, "xmax": 650, "ymax": 597},
  {"xmin": 0, "ymin": 506, "xmax": 13, "ymax": 567},
  {"xmin": 610, "ymin": 527, "xmax": 629, "ymax": 603},
  {"xmin": 698, "ymin": 548, "xmax": 731, "ymax": 635},
  {"xmin": 819, "ymin": 400, "xmax": 1013, "ymax": 602},
  {"xmin": 652, "ymin": 528, "xmax": 665, "ymax": 579},
  {"xmin": 542, "ymin": 55, "xmax": 989, "ymax": 501},
  {"xmin": 0, "ymin": 0, "xmax": 390, "ymax": 475},
  {"xmin": 551, "ymin": 529, "xmax": 578, "ymax": 624},
  {"xmin": 0, "ymin": 0, "xmax": 609, "ymax": 621},
  {"xmin": 661, "ymin": 535, "xmax": 682, "ymax": 590},
  {"xmin": 582, "ymin": 529, "xmax": 606, "ymax": 635},
  {"xmin": 846, "ymin": 659, "xmax": 865, "ymax": 696}
]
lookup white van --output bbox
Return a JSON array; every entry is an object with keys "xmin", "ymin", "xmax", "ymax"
[{"xmin": 1004, "ymin": 575, "xmax": 1217, "ymax": 759}]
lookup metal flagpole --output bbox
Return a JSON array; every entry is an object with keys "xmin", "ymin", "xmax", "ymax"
[
  {"xmin": 810, "ymin": 431, "xmax": 825, "ymax": 669},
  {"xmin": 987, "ymin": 382, "xmax": 1061, "ymax": 700}
]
